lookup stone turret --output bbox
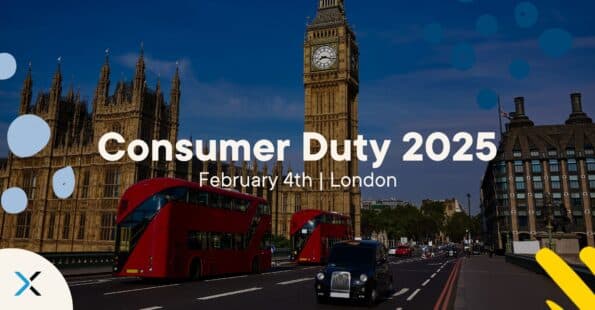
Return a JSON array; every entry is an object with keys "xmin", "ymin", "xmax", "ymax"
[{"xmin": 19, "ymin": 63, "xmax": 33, "ymax": 115}]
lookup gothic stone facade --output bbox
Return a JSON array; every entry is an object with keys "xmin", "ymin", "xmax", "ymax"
[
  {"xmin": 0, "ymin": 0, "xmax": 364, "ymax": 252},
  {"xmin": 0, "ymin": 53, "xmax": 273, "ymax": 252}
]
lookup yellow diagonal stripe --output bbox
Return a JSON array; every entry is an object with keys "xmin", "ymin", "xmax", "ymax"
[
  {"xmin": 545, "ymin": 300, "xmax": 563, "ymax": 310},
  {"xmin": 579, "ymin": 247, "xmax": 595, "ymax": 275},
  {"xmin": 536, "ymin": 247, "xmax": 595, "ymax": 310}
]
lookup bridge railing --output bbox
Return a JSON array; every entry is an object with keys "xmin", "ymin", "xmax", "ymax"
[
  {"xmin": 505, "ymin": 253, "xmax": 594, "ymax": 288},
  {"xmin": 41, "ymin": 252, "xmax": 114, "ymax": 269}
]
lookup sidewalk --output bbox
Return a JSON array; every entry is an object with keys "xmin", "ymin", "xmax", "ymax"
[{"xmin": 454, "ymin": 255, "xmax": 576, "ymax": 310}]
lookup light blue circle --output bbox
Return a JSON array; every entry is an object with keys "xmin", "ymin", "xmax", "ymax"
[
  {"xmin": 1, "ymin": 187, "xmax": 28, "ymax": 214},
  {"xmin": 509, "ymin": 59, "xmax": 530, "ymax": 80},
  {"xmin": 476, "ymin": 14, "xmax": 498, "ymax": 36},
  {"xmin": 477, "ymin": 89, "xmax": 499, "ymax": 110},
  {"xmin": 53, "ymin": 166, "xmax": 76, "ymax": 199},
  {"xmin": 7, "ymin": 114, "xmax": 51, "ymax": 158},
  {"xmin": 539, "ymin": 28, "xmax": 573, "ymax": 58},
  {"xmin": 0, "ymin": 53, "xmax": 17, "ymax": 80},
  {"xmin": 451, "ymin": 43, "xmax": 475, "ymax": 71},
  {"xmin": 515, "ymin": 2, "xmax": 538, "ymax": 28},
  {"xmin": 424, "ymin": 23, "xmax": 443, "ymax": 44}
]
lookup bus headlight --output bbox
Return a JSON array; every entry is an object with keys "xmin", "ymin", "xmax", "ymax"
[
  {"xmin": 316, "ymin": 273, "xmax": 325, "ymax": 281},
  {"xmin": 359, "ymin": 274, "xmax": 368, "ymax": 283}
]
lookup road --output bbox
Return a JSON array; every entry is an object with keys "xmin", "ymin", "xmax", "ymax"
[{"xmin": 69, "ymin": 254, "xmax": 458, "ymax": 310}]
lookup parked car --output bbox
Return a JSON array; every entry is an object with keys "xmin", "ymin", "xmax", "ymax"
[
  {"xmin": 314, "ymin": 240, "xmax": 394, "ymax": 305},
  {"xmin": 395, "ymin": 245, "xmax": 413, "ymax": 257}
]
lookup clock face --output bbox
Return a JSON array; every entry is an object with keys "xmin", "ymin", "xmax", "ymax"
[{"xmin": 312, "ymin": 45, "xmax": 337, "ymax": 70}]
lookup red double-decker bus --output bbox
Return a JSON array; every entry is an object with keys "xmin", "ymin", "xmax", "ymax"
[
  {"xmin": 113, "ymin": 178, "xmax": 272, "ymax": 279},
  {"xmin": 290, "ymin": 209, "xmax": 352, "ymax": 264}
]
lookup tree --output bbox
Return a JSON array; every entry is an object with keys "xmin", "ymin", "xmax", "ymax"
[
  {"xmin": 444, "ymin": 212, "xmax": 471, "ymax": 242},
  {"xmin": 271, "ymin": 234, "xmax": 290, "ymax": 248},
  {"xmin": 360, "ymin": 203, "xmax": 440, "ymax": 243},
  {"xmin": 420, "ymin": 200, "xmax": 446, "ymax": 242}
]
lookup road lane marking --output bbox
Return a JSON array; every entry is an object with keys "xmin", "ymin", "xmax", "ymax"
[
  {"xmin": 393, "ymin": 288, "xmax": 409, "ymax": 297},
  {"xmin": 422, "ymin": 279, "xmax": 431, "ymax": 286},
  {"xmin": 70, "ymin": 279, "xmax": 112, "ymax": 287},
  {"xmin": 197, "ymin": 287, "xmax": 262, "ymax": 300},
  {"xmin": 277, "ymin": 278, "xmax": 312, "ymax": 285},
  {"xmin": 406, "ymin": 288, "xmax": 421, "ymax": 301},
  {"xmin": 263, "ymin": 270, "xmax": 293, "ymax": 275},
  {"xmin": 430, "ymin": 273, "xmax": 437, "ymax": 278},
  {"xmin": 104, "ymin": 284, "xmax": 180, "ymax": 295},
  {"xmin": 205, "ymin": 275, "xmax": 248, "ymax": 282},
  {"xmin": 69, "ymin": 277, "xmax": 113, "ymax": 285},
  {"xmin": 139, "ymin": 307, "xmax": 163, "ymax": 310}
]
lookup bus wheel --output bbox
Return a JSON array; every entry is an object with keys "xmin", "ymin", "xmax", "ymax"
[
  {"xmin": 251, "ymin": 257, "xmax": 260, "ymax": 274},
  {"xmin": 189, "ymin": 259, "xmax": 202, "ymax": 280}
]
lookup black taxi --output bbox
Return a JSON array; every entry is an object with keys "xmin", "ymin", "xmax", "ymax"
[{"xmin": 314, "ymin": 240, "xmax": 393, "ymax": 305}]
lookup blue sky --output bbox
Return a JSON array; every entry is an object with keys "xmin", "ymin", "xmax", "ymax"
[{"xmin": 1, "ymin": 0, "xmax": 594, "ymax": 213}]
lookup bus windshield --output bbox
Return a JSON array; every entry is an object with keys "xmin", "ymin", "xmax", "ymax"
[{"xmin": 116, "ymin": 187, "xmax": 187, "ymax": 254}]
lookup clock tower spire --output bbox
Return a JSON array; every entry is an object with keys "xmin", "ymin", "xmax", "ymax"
[{"xmin": 303, "ymin": 0, "xmax": 361, "ymax": 237}]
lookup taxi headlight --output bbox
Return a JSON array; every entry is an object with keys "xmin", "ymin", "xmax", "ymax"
[
  {"xmin": 316, "ymin": 272, "xmax": 325, "ymax": 281},
  {"xmin": 359, "ymin": 274, "xmax": 368, "ymax": 283}
]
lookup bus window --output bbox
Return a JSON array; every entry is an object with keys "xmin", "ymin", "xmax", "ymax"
[
  {"xmin": 261, "ymin": 232, "xmax": 272, "ymax": 250},
  {"xmin": 188, "ymin": 190, "xmax": 209, "ymax": 206},
  {"xmin": 258, "ymin": 204, "xmax": 271, "ymax": 215},
  {"xmin": 163, "ymin": 187, "xmax": 188, "ymax": 203},
  {"xmin": 210, "ymin": 233, "xmax": 222, "ymax": 249},
  {"xmin": 220, "ymin": 233, "xmax": 233, "ymax": 249},
  {"xmin": 219, "ymin": 196, "xmax": 229, "ymax": 210},
  {"xmin": 237, "ymin": 200, "xmax": 249, "ymax": 212},
  {"xmin": 211, "ymin": 194, "xmax": 224, "ymax": 209},
  {"xmin": 234, "ymin": 234, "xmax": 245, "ymax": 249},
  {"xmin": 188, "ymin": 231, "xmax": 208, "ymax": 250}
]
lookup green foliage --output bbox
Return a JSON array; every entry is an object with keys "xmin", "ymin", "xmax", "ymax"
[
  {"xmin": 271, "ymin": 234, "xmax": 290, "ymax": 248},
  {"xmin": 443, "ymin": 212, "xmax": 481, "ymax": 242},
  {"xmin": 361, "ymin": 203, "xmax": 442, "ymax": 242},
  {"xmin": 362, "ymin": 200, "xmax": 480, "ymax": 244},
  {"xmin": 444, "ymin": 212, "xmax": 470, "ymax": 242}
]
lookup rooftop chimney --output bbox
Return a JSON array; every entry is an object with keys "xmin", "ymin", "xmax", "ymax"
[
  {"xmin": 509, "ymin": 96, "xmax": 534, "ymax": 128},
  {"xmin": 515, "ymin": 97, "xmax": 526, "ymax": 116},
  {"xmin": 566, "ymin": 92, "xmax": 592, "ymax": 124}
]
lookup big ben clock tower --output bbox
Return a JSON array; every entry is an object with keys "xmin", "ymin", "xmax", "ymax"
[{"xmin": 303, "ymin": 0, "xmax": 361, "ymax": 236}]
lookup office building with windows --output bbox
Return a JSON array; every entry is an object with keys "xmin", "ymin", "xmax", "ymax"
[{"xmin": 480, "ymin": 93, "xmax": 595, "ymax": 252}]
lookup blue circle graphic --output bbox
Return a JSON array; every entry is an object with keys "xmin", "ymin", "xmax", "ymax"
[
  {"xmin": 451, "ymin": 43, "xmax": 475, "ymax": 71},
  {"xmin": 509, "ymin": 59, "xmax": 530, "ymax": 80},
  {"xmin": 477, "ymin": 89, "xmax": 499, "ymax": 110},
  {"xmin": 476, "ymin": 14, "xmax": 498, "ymax": 36},
  {"xmin": 7, "ymin": 114, "xmax": 51, "ymax": 158},
  {"xmin": 539, "ymin": 28, "xmax": 573, "ymax": 58},
  {"xmin": 1, "ymin": 187, "xmax": 28, "ymax": 214},
  {"xmin": 515, "ymin": 2, "xmax": 539, "ymax": 28},
  {"xmin": 0, "ymin": 53, "xmax": 17, "ymax": 80},
  {"xmin": 424, "ymin": 23, "xmax": 443, "ymax": 44}
]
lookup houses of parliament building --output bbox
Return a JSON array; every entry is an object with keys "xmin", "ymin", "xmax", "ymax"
[{"xmin": 0, "ymin": 0, "xmax": 361, "ymax": 252}]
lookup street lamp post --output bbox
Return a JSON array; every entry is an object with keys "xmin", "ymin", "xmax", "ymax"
[
  {"xmin": 467, "ymin": 193, "xmax": 472, "ymax": 246},
  {"xmin": 545, "ymin": 193, "xmax": 554, "ymax": 250}
]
